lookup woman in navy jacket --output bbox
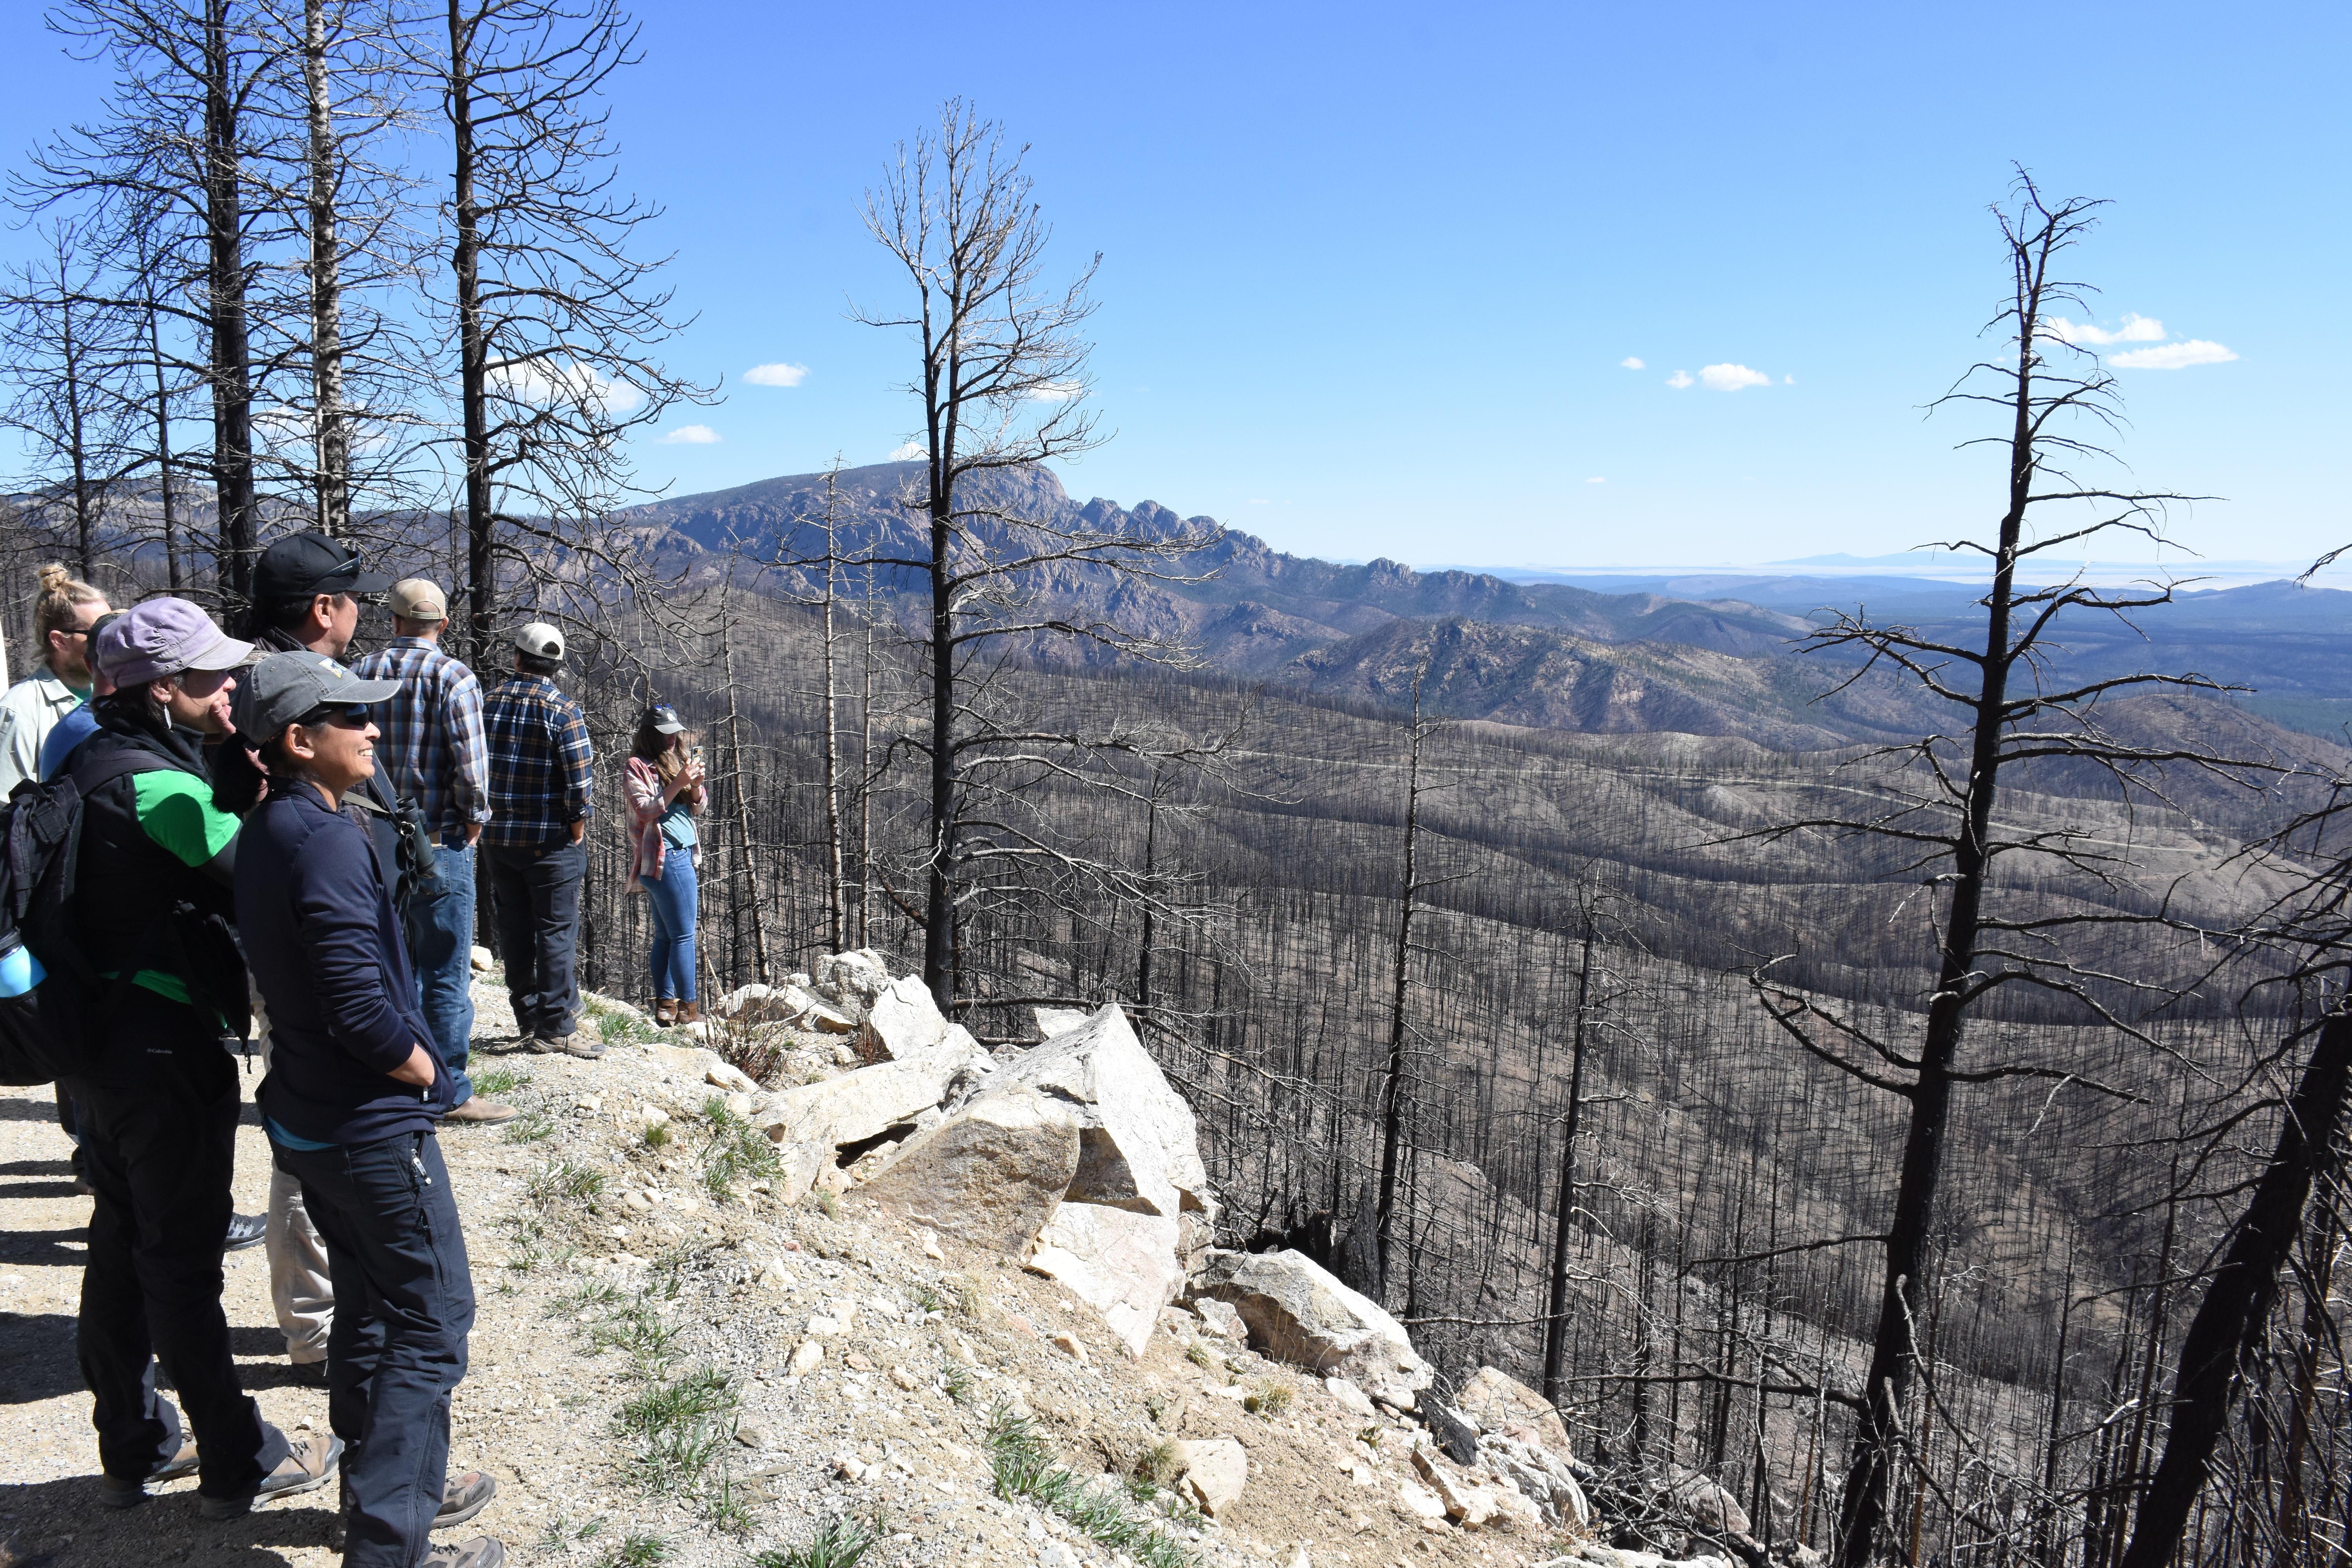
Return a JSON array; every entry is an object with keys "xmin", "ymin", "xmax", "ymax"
[{"xmin": 234, "ymin": 650, "xmax": 505, "ymax": 1568}]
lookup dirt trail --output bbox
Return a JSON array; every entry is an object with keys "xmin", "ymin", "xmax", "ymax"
[{"xmin": 0, "ymin": 979, "xmax": 1568, "ymax": 1568}]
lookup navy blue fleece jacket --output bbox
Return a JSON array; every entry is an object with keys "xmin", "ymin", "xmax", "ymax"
[{"xmin": 238, "ymin": 782, "xmax": 452, "ymax": 1143}]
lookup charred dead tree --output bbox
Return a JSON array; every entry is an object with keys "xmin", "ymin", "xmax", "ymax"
[
  {"xmin": 853, "ymin": 99, "xmax": 1227, "ymax": 1013},
  {"xmin": 433, "ymin": 0, "xmax": 706, "ymax": 665},
  {"xmin": 1743, "ymin": 174, "xmax": 2274, "ymax": 1568}
]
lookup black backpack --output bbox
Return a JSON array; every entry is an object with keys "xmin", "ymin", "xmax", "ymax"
[{"xmin": 0, "ymin": 752, "xmax": 170, "ymax": 1086}]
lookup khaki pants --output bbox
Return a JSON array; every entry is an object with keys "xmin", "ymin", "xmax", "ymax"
[{"xmin": 254, "ymin": 989, "xmax": 334, "ymax": 1363}]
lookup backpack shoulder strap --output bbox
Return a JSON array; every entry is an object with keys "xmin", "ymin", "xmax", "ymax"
[{"xmin": 70, "ymin": 750, "xmax": 172, "ymax": 795}]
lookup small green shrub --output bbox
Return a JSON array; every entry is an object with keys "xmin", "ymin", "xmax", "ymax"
[{"xmin": 941, "ymin": 1359, "xmax": 975, "ymax": 1405}]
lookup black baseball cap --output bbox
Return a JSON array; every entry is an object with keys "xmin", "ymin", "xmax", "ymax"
[
  {"xmin": 646, "ymin": 704, "xmax": 685, "ymax": 735},
  {"xmin": 253, "ymin": 530, "xmax": 394, "ymax": 602}
]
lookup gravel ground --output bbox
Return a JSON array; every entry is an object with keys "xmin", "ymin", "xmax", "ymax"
[{"xmin": 0, "ymin": 978, "xmax": 1577, "ymax": 1568}]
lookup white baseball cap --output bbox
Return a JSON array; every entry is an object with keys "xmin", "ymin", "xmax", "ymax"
[{"xmin": 514, "ymin": 621, "xmax": 566, "ymax": 661}]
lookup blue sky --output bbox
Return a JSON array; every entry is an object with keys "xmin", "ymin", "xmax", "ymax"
[{"xmin": 4, "ymin": 0, "xmax": 2345, "ymax": 573}]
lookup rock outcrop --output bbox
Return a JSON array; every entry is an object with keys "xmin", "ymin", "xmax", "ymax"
[
  {"xmin": 852, "ymin": 1083, "xmax": 1083, "ymax": 1251},
  {"xmin": 1189, "ymin": 1247, "xmax": 1436, "ymax": 1409}
]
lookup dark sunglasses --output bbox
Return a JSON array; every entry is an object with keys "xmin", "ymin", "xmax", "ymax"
[{"xmin": 293, "ymin": 703, "xmax": 375, "ymax": 730}]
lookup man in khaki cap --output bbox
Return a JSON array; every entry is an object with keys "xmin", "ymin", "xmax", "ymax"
[{"xmin": 349, "ymin": 581, "xmax": 507, "ymax": 1124}]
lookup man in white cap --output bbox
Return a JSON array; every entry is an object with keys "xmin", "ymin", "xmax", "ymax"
[
  {"xmin": 350, "ymin": 579, "xmax": 506, "ymax": 1123},
  {"xmin": 479, "ymin": 623, "xmax": 598, "ymax": 1056}
]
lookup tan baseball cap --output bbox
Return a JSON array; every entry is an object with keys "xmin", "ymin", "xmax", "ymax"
[{"xmin": 389, "ymin": 578, "xmax": 448, "ymax": 622}]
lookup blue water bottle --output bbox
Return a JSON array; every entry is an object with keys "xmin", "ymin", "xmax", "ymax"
[{"xmin": 0, "ymin": 943, "xmax": 47, "ymax": 998}]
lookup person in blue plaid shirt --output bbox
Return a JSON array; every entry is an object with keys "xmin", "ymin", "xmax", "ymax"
[
  {"xmin": 480, "ymin": 622, "xmax": 601, "ymax": 1057},
  {"xmin": 349, "ymin": 579, "xmax": 510, "ymax": 1125}
]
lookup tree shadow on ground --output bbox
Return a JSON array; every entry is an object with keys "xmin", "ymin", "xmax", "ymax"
[{"xmin": 0, "ymin": 1474, "xmax": 337, "ymax": 1566}]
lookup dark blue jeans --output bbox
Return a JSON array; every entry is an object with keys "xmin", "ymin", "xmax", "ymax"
[
  {"xmin": 485, "ymin": 840, "xmax": 584, "ymax": 1040},
  {"xmin": 275, "ymin": 1129, "xmax": 474, "ymax": 1568},
  {"xmin": 406, "ymin": 843, "xmax": 477, "ymax": 1102},
  {"xmin": 639, "ymin": 850, "xmax": 698, "ymax": 1002},
  {"xmin": 72, "ymin": 1027, "xmax": 287, "ymax": 1498}
]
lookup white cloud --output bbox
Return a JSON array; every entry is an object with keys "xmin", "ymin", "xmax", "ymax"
[
  {"xmin": 1666, "ymin": 370, "xmax": 1694, "ymax": 389},
  {"xmin": 657, "ymin": 425, "xmax": 720, "ymax": 445},
  {"xmin": 888, "ymin": 439, "xmax": 926, "ymax": 461},
  {"xmin": 1025, "ymin": 379, "xmax": 1086, "ymax": 402},
  {"xmin": 1699, "ymin": 363, "xmax": 1771, "ymax": 392},
  {"xmin": 490, "ymin": 357, "xmax": 642, "ymax": 414},
  {"xmin": 1247, "ymin": 498, "xmax": 1271, "ymax": 505},
  {"xmin": 1585, "ymin": 476, "xmax": 1606, "ymax": 484},
  {"xmin": 1619, "ymin": 356, "xmax": 1645, "ymax": 370},
  {"xmin": 2109, "ymin": 338, "xmax": 2239, "ymax": 370},
  {"xmin": 1783, "ymin": 374, "xmax": 1795, "ymax": 385},
  {"xmin": 2043, "ymin": 313, "xmax": 2167, "ymax": 347},
  {"xmin": 744, "ymin": 362, "xmax": 808, "ymax": 387}
]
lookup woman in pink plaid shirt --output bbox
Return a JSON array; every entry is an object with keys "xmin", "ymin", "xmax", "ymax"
[{"xmin": 623, "ymin": 704, "xmax": 706, "ymax": 1025}]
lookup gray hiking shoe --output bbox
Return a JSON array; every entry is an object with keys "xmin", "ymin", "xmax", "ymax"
[
  {"xmin": 536, "ymin": 1033, "xmax": 603, "ymax": 1059},
  {"xmin": 424, "ymin": 1537, "xmax": 507, "ymax": 1567},
  {"xmin": 199, "ymin": 1432, "xmax": 341, "ymax": 1520},
  {"xmin": 436, "ymin": 1470, "xmax": 497, "ymax": 1530}
]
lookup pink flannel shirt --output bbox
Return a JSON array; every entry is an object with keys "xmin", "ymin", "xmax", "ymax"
[{"xmin": 624, "ymin": 755, "xmax": 702, "ymax": 884}]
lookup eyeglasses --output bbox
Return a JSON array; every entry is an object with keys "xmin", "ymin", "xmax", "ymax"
[{"xmin": 294, "ymin": 704, "xmax": 374, "ymax": 730}]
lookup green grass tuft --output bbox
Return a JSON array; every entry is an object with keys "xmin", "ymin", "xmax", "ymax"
[
  {"xmin": 527, "ymin": 1158, "xmax": 606, "ymax": 1204},
  {"xmin": 471, "ymin": 1063, "xmax": 533, "ymax": 1098},
  {"xmin": 503, "ymin": 1108, "xmax": 556, "ymax": 1143},
  {"xmin": 601, "ymin": 1530, "xmax": 671, "ymax": 1567},
  {"xmin": 751, "ymin": 1516, "xmax": 876, "ymax": 1568},
  {"xmin": 701, "ymin": 1094, "xmax": 781, "ymax": 1202},
  {"xmin": 985, "ymin": 1402, "xmax": 1192, "ymax": 1568},
  {"xmin": 1242, "ymin": 1377, "xmax": 1294, "ymax": 1417}
]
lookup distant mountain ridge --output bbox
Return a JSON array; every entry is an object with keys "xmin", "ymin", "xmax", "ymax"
[{"xmin": 620, "ymin": 462, "xmax": 2352, "ymax": 751}]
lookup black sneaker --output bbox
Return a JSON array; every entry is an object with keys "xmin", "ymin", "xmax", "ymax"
[
  {"xmin": 200, "ymin": 1433, "xmax": 342, "ymax": 1520},
  {"xmin": 224, "ymin": 1212, "xmax": 267, "ymax": 1253},
  {"xmin": 287, "ymin": 1358, "xmax": 328, "ymax": 1389},
  {"xmin": 98, "ymin": 1442, "xmax": 198, "ymax": 1509}
]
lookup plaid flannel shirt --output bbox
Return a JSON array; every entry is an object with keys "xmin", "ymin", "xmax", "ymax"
[
  {"xmin": 348, "ymin": 637, "xmax": 491, "ymax": 847},
  {"xmin": 481, "ymin": 673, "xmax": 595, "ymax": 848}
]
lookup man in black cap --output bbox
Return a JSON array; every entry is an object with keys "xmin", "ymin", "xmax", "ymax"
[{"xmin": 240, "ymin": 530, "xmax": 396, "ymax": 658}]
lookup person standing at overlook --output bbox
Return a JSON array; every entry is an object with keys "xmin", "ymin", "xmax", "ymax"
[
  {"xmin": 350, "ymin": 578, "xmax": 508, "ymax": 1124},
  {"xmin": 235, "ymin": 649, "xmax": 505, "ymax": 1568},
  {"xmin": 623, "ymin": 704, "xmax": 705, "ymax": 1026},
  {"xmin": 0, "ymin": 564, "xmax": 109, "ymax": 796},
  {"xmin": 481, "ymin": 622, "xmax": 598, "ymax": 1058}
]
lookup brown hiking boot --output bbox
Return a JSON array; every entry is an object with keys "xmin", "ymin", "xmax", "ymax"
[
  {"xmin": 652, "ymin": 999, "xmax": 676, "ymax": 1027},
  {"xmin": 443, "ymin": 1098, "xmax": 518, "ymax": 1126},
  {"xmin": 679, "ymin": 1000, "xmax": 701, "ymax": 1025}
]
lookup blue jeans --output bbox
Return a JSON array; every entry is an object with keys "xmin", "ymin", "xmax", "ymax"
[
  {"xmin": 275, "ymin": 1129, "xmax": 474, "ymax": 1568},
  {"xmin": 639, "ymin": 850, "xmax": 698, "ymax": 1002},
  {"xmin": 485, "ymin": 840, "xmax": 585, "ymax": 1040},
  {"xmin": 405, "ymin": 843, "xmax": 477, "ymax": 1104}
]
